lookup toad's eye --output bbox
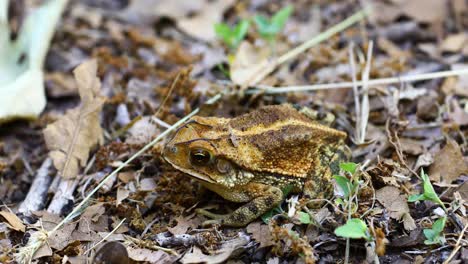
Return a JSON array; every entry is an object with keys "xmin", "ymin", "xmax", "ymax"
[{"xmin": 189, "ymin": 148, "xmax": 212, "ymax": 166}]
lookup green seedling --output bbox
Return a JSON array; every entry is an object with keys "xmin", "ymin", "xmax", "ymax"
[
  {"xmin": 254, "ymin": 5, "xmax": 293, "ymax": 41},
  {"xmin": 408, "ymin": 170, "xmax": 446, "ymax": 210},
  {"xmin": 408, "ymin": 170, "xmax": 447, "ymax": 245},
  {"xmin": 298, "ymin": 211, "xmax": 311, "ymax": 224},
  {"xmin": 334, "ymin": 162, "xmax": 360, "ymax": 202},
  {"xmin": 214, "ymin": 20, "xmax": 250, "ymax": 51},
  {"xmin": 335, "ymin": 218, "xmax": 372, "ymax": 241},
  {"xmin": 423, "ymin": 216, "xmax": 447, "ymax": 245}
]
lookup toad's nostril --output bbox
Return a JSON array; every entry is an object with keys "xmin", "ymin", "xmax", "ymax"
[{"xmin": 170, "ymin": 146, "xmax": 177, "ymax": 153}]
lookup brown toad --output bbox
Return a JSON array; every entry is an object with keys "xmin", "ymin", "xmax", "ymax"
[{"xmin": 163, "ymin": 104, "xmax": 350, "ymax": 227}]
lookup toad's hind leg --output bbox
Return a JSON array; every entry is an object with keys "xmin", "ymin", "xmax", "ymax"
[{"xmin": 198, "ymin": 182, "xmax": 283, "ymax": 227}]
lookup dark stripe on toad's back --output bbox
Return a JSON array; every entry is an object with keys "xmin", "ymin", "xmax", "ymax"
[{"xmin": 229, "ymin": 105, "xmax": 309, "ymax": 132}]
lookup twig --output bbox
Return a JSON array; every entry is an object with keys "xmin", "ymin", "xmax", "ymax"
[
  {"xmin": 443, "ymin": 223, "xmax": 468, "ymax": 264},
  {"xmin": 18, "ymin": 158, "xmax": 53, "ymax": 215},
  {"xmin": 250, "ymin": 68, "xmax": 468, "ymax": 94},
  {"xmin": 154, "ymin": 232, "xmax": 205, "ymax": 248}
]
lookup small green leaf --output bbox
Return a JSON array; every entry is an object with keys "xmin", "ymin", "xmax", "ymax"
[
  {"xmin": 281, "ymin": 184, "xmax": 294, "ymax": 197},
  {"xmin": 334, "ymin": 218, "xmax": 370, "ymax": 240},
  {"xmin": 271, "ymin": 5, "xmax": 293, "ymax": 30},
  {"xmin": 339, "ymin": 162, "xmax": 357, "ymax": 174},
  {"xmin": 214, "ymin": 20, "xmax": 250, "ymax": 50},
  {"xmin": 408, "ymin": 170, "xmax": 444, "ymax": 208},
  {"xmin": 298, "ymin": 211, "xmax": 311, "ymax": 224},
  {"xmin": 253, "ymin": 6, "xmax": 293, "ymax": 40},
  {"xmin": 261, "ymin": 206, "xmax": 282, "ymax": 224},
  {"xmin": 408, "ymin": 194, "xmax": 424, "ymax": 202},
  {"xmin": 334, "ymin": 175, "xmax": 351, "ymax": 198},
  {"xmin": 423, "ymin": 217, "xmax": 446, "ymax": 245}
]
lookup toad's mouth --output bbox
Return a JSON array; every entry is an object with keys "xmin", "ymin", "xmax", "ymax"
[{"xmin": 163, "ymin": 158, "xmax": 216, "ymax": 184}]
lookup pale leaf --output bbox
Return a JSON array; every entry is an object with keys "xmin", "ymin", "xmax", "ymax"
[{"xmin": 44, "ymin": 60, "xmax": 104, "ymax": 179}]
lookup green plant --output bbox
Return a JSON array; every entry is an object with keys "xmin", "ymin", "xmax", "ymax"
[
  {"xmin": 333, "ymin": 162, "xmax": 362, "ymax": 209},
  {"xmin": 298, "ymin": 211, "xmax": 311, "ymax": 224},
  {"xmin": 423, "ymin": 216, "xmax": 447, "ymax": 245},
  {"xmin": 253, "ymin": 5, "xmax": 293, "ymax": 43},
  {"xmin": 408, "ymin": 170, "xmax": 445, "ymax": 210},
  {"xmin": 334, "ymin": 218, "xmax": 372, "ymax": 241},
  {"xmin": 214, "ymin": 20, "xmax": 250, "ymax": 51},
  {"xmin": 408, "ymin": 170, "xmax": 447, "ymax": 245}
]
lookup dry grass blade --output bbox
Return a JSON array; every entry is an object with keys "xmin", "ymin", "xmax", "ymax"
[
  {"xmin": 253, "ymin": 68, "xmax": 468, "ymax": 93},
  {"xmin": 358, "ymin": 41, "xmax": 373, "ymax": 144}
]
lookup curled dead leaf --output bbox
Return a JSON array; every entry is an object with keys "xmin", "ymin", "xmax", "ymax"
[{"xmin": 43, "ymin": 60, "xmax": 105, "ymax": 179}]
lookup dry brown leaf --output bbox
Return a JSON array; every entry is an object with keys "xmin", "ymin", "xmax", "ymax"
[
  {"xmin": 376, "ymin": 186, "xmax": 416, "ymax": 230},
  {"xmin": 125, "ymin": 116, "xmax": 160, "ymax": 145},
  {"xmin": 181, "ymin": 236, "xmax": 249, "ymax": 264},
  {"xmin": 0, "ymin": 211, "xmax": 25, "ymax": 232},
  {"xmin": 402, "ymin": 0, "xmax": 447, "ymax": 23},
  {"xmin": 127, "ymin": 247, "xmax": 175, "ymax": 263},
  {"xmin": 230, "ymin": 42, "xmax": 272, "ymax": 87},
  {"xmin": 116, "ymin": 187, "xmax": 130, "ymax": 206},
  {"xmin": 440, "ymin": 33, "xmax": 467, "ymax": 53},
  {"xmin": 43, "ymin": 60, "xmax": 105, "ymax": 179},
  {"xmin": 167, "ymin": 216, "xmax": 192, "ymax": 235},
  {"xmin": 246, "ymin": 221, "xmax": 274, "ymax": 248},
  {"xmin": 118, "ymin": 0, "xmax": 234, "ymax": 41},
  {"xmin": 429, "ymin": 139, "xmax": 468, "ymax": 184}
]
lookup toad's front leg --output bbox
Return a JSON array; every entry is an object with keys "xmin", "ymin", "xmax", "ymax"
[{"xmin": 197, "ymin": 182, "xmax": 283, "ymax": 227}]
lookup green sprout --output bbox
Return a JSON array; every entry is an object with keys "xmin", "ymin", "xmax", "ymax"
[
  {"xmin": 408, "ymin": 170, "xmax": 445, "ymax": 210},
  {"xmin": 214, "ymin": 20, "xmax": 250, "ymax": 51},
  {"xmin": 408, "ymin": 170, "xmax": 447, "ymax": 245},
  {"xmin": 423, "ymin": 216, "xmax": 447, "ymax": 245},
  {"xmin": 253, "ymin": 5, "xmax": 293, "ymax": 52},
  {"xmin": 334, "ymin": 218, "xmax": 372, "ymax": 241}
]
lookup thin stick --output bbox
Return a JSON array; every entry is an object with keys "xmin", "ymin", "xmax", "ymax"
[{"xmin": 251, "ymin": 68, "xmax": 468, "ymax": 94}]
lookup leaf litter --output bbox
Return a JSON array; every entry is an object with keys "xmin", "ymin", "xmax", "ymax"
[{"xmin": 0, "ymin": 0, "xmax": 466, "ymax": 263}]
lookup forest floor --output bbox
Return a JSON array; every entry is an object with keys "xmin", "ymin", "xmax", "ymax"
[{"xmin": 0, "ymin": 0, "xmax": 467, "ymax": 263}]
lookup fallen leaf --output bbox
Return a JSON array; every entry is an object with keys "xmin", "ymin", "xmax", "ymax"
[
  {"xmin": 0, "ymin": 0, "xmax": 68, "ymax": 122},
  {"xmin": 43, "ymin": 60, "xmax": 105, "ymax": 179},
  {"xmin": 429, "ymin": 139, "xmax": 468, "ymax": 184},
  {"xmin": 117, "ymin": 0, "xmax": 234, "ymax": 41},
  {"xmin": 402, "ymin": 0, "xmax": 447, "ymax": 23},
  {"xmin": 246, "ymin": 222, "xmax": 274, "ymax": 248},
  {"xmin": 440, "ymin": 33, "xmax": 467, "ymax": 53},
  {"xmin": 125, "ymin": 116, "xmax": 160, "ymax": 145},
  {"xmin": 230, "ymin": 41, "xmax": 272, "ymax": 88},
  {"xmin": 127, "ymin": 247, "xmax": 175, "ymax": 263},
  {"xmin": 178, "ymin": 0, "xmax": 235, "ymax": 42},
  {"xmin": 181, "ymin": 236, "xmax": 249, "ymax": 264},
  {"xmin": 116, "ymin": 187, "xmax": 130, "ymax": 206},
  {"xmin": 139, "ymin": 177, "xmax": 157, "ymax": 191},
  {"xmin": 376, "ymin": 186, "xmax": 416, "ymax": 230},
  {"xmin": 168, "ymin": 216, "xmax": 192, "ymax": 235},
  {"xmin": 0, "ymin": 211, "xmax": 25, "ymax": 232}
]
